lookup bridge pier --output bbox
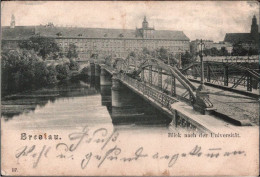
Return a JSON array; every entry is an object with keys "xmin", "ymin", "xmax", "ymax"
[
  {"xmin": 112, "ymin": 73, "xmax": 124, "ymax": 107},
  {"xmin": 88, "ymin": 75, "xmax": 95, "ymax": 88},
  {"xmin": 95, "ymin": 64, "xmax": 101, "ymax": 76},
  {"xmin": 95, "ymin": 77, "xmax": 100, "ymax": 91},
  {"xmin": 88, "ymin": 63, "xmax": 95, "ymax": 76},
  {"xmin": 100, "ymin": 85, "xmax": 111, "ymax": 107},
  {"xmin": 100, "ymin": 67, "xmax": 112, "ymax": 86}
]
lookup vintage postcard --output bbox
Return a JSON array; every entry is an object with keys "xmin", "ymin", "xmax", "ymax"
[{"xmin": 1, "ymin": 1, "xmax": 259, "ymax": 176}]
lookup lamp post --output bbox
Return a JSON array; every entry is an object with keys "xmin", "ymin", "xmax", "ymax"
[
  {"xmin": 198, "ymin": 39, "xmax": 205, "ymax": 89},
  {"xmin": 193, "ymin": 39, "xmax": 214, "ymax": 115}
]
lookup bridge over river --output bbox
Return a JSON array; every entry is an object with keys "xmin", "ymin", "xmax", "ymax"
[{"xmin": 85, "ymin": 56, "xmax": 259, "ymax": 133}]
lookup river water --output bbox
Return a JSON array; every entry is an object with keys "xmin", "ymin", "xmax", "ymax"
[{"xmin": 2, "ymin": 76, "xmax": 179, "ymax": 133}]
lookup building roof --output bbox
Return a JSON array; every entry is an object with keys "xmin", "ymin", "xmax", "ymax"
[
  {"xmin": 1, "ymin": 26, "xmax": 35, "ymax": 40},
  {"xmin": 224, "ymin": 33, "xmax": 257, "ymax": 44},
  {"xmin": 2, "ymin": 25, "xmax": 190, "ymax": 41}
]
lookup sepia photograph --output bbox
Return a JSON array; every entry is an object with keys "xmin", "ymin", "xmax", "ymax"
[{"xmin": 1, "ymin": 1, "xmax": 259, "ymax": 176}]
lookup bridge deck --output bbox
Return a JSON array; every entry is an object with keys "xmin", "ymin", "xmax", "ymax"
[
  {"xmin": 170, "ymin": 101, "xmax": 255, "ymax": 134},
  {"xmin": 162, "ymin": 74, "xmax": 259, "ymax": 125},
  {"xmin": 160, "ymin": 74, "xmax": 259, "ymax": 125},
  {"xmin": 193, "ymin": 82, "xmax": 259, "ymax": 125}
]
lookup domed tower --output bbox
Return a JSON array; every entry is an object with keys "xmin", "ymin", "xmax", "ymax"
[
  {"xmin": 10, "ymin": 14, "xmax": 15, "ymax": 28},
  {"xmin": 142, "ymin": 16, "xmax": 148, "ymax": 29},
  {"xmin": 250, "ymin": 15, "xmax": 259, "ymax": 42}
]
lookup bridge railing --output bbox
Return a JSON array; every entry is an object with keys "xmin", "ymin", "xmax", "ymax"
[
  {"xmin": 202, "ymin": 56, "xmax": 259, "ymax": 63},
  {"xmin": 118, "ymin": 72, "xmax": 208, "ymax": 132},
  {"xmin": 118, "ymin": 73, "xmax": 179, "ymax": 110}
]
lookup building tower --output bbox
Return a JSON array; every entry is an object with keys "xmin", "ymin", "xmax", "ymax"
[
  {"xmin": 10, "ymin": 14, "xmax": 15, "ymax": 28},
  {"xmin": 142, "ymin": 16, "xmax": 149, "ymax": 29},
  {"xmin": 250, "ymin": 15, "xmax": 258, "ymax": 42},
  {"xmin": 139, "ymin": 16, "xmax": 155, "ymax": 39}
]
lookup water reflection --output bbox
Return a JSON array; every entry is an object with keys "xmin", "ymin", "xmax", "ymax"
[{"xmin": 1, "ymin": 76, "xmax": 172, "ymax": 128}]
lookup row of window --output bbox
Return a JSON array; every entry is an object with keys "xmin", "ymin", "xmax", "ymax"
[
  {"xmin": 63, "ymin": 45, "xmax": 189, "ymax": 53},
  {"xmin": 59, "ymin": 42, "xmax": 189, "ymax": 49},
  {"xmin": 56, "ymin": 39, "xmax": 189, "ymax": 46}
]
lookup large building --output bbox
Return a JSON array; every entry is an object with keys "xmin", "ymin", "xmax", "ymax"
[
  {"xmin": 2, "ymin": 16, "xmax": 190, "ymax": 59},
  {"xmin": 224, "ymin": 15, "xmax": 259, "ymax": 49}
]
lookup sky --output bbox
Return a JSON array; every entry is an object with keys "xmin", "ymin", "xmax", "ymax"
[{"xmin": 1, "ymin": 1, "xmax": 259, "ymax": 42}]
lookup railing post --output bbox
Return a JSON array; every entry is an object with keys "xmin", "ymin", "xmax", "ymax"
[
  {"xmin": 247, "ymin": 72, "xmax": 252, "ymax": 92},
  {"xmin": 158, "ymin": 68, "xmax": 162, "ymax": 90},
  {"xmin": 149, "ymin": 66, "xmax": 152, "ymax": 85},
  {"xmin": 171, "ymin": 76, "xmax": 176, "ymax": 96},
  {"xmin": 224, "ymin": 65, "xmax": 228, "ymax": 86}
]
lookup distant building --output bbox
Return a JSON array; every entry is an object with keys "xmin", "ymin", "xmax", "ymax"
[
  {"xmin": 211, "ymin": 42, "xmax": 233, "ymax": 53},
  {"xmin": 190, "ymin": 39, "xmax": 232, "ymax": 55},
  {"xmin": 224, "ymin": 15, "xmax": 259, "ymax": 49},
  {"xmin": 2, "ymin": 16, "xmax": 190, "ymax": 59}
]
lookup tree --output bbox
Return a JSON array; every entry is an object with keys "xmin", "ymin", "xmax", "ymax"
[
  {"xmin": 219, "ymin": 47, "xmax": 229, "ymax": 56},
  {"xmin": 66, "ymin": 44, "xmax": 78, "ymax": 59},
  {"xmin": 157, "ymin": 47, "xmax": 168, "ymax": 63},
  {"xmin": 129, "ymin": 51, "xmax": 136, "ymax": 58},
  {"xmin": 68, "ymin": 59, "xmax": 80, "ymax": 71},
  {"xmin": 203, "ymin": 47, "xmax": 229, "ymax": 56},
  {"xmin": 248, "ymin": 47, "xmax": 258, "ymax": 56},
  {"xmin": 232, "ymin": 42, "xmax": 249, "ymax": 56},
  {"xmin": 181, "ymin": 51, "xmax": 194, "ymax": 66},
  {"xmin": 55, "ymin": 64, "xmax": 70, "ymax": 81},
  {"xmin": 138, "ymin": 48, "xmax": 152, "ymax": 61},
  {"xmin": 1, "ymin": 49, "xmax": 59, "ymax": 96},
  {"xmin": 46, "ymin": 65, "xmax": 58, "ymax": 84},
  {"xmin": 19, "ymin": 36, "xmax": 60, "ymax": 59},
  {"xmin": 142, "ymin": 47, "xmax": 151, "ymax": 55}
]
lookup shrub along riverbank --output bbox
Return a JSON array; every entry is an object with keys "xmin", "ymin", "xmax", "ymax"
[
  {"xmin": 1, "ymin": 36, "xmax": 83, "ymax": 97},
  {"xmin": 1, "ymin": 49, "xmax": 81, "ymax": 97}
]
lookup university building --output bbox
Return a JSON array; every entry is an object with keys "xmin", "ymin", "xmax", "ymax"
[{"xmin": 2, "ymin": 16, "xmax": 190, "ymax": 59}]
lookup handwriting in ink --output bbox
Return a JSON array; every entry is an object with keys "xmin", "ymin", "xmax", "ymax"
[
  {"xmin": 79, "ymin": 145, "xmax": 246, "ymax": 169},
  {"xmin": 56, "ymin": 126, "xmax": 119, "ymax": 153},
  {"xmin": 15, "ymin": 145, "xmax": 51, "ymax": 168}
]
